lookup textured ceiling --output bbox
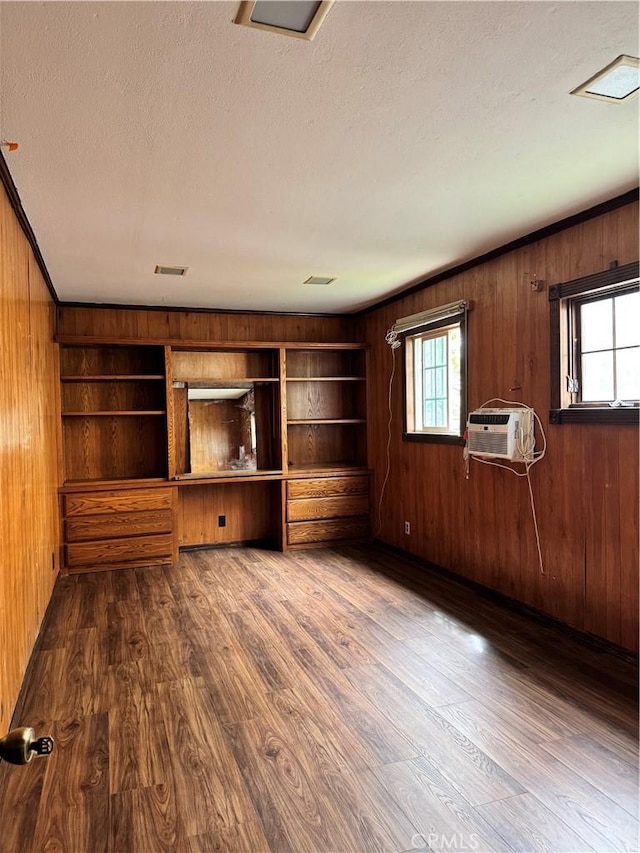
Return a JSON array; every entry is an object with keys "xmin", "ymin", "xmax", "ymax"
[{"xmin": 0, "ymin": 1, "xmax": 638, "ymax": 313}]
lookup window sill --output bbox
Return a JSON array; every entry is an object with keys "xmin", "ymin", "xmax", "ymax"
[
  {"xmin": 403, "ymin": 432, "xmax": 465, "ymax": 445},
  {"xmin": 549, "ymin": 407, "xmax": 639, "ymax": 425}
]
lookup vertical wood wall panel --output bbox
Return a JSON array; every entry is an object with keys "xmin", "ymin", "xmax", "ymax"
[
  {"xmin": 359, "ymin": 202, "xmax": 639, "ymax": 650},
  {"xmin": 57, "ymin": 305, "xmax": 354, "ymax": 343},
  {"xmin": 0, "ymin": 187, "xmax": 61, "ymax": 733}
]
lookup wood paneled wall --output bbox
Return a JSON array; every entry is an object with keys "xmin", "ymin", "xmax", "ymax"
[
  {"xmin": 359, "ymin": 202, "xmax": 639, "ymax": 651},
  {"xmin": 0, "ymin": 186, "xmax": 61, "ymax": 733},
  {"xmin": 57, "ymin": 305, "xmax": 353, "ymax": 343}
]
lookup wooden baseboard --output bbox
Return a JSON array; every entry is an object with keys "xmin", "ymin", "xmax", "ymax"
[{"xmin": 370, "ymin": 539, "xmax": 639, "ymax": 663}]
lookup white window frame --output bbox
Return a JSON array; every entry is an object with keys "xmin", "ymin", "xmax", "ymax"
[{"xmin": 402, "ymin": 314, "xmax": 467, "ymax": 445}]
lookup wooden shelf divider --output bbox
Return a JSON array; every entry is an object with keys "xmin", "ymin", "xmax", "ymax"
[
  {"xmin": 62, "ymin": 410, "xmax": 166, "ymax": 417},
  {"xmin": 61, "ymin": 374, "xmax": 165, "ymax": 382},
  {"xmin": 287, "ymin": 418, "xmax": 366, "ymax": 425},
  {"xmin": 286, "ymin": 376, "xmax": 365, "ymax": 382}
]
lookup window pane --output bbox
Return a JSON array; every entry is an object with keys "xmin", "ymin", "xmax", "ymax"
[
  {"xmin": 616, "ymin": 348, "xmax": 639, "ymax": 400},
  {"xmin": 581, "ymin": 299, "xmax": 613, "ymax": 352},
  {"xmin": 435, "ymin": 366, "xmax": 445, "ymax": 397},
  {"xmin": 435, "ymin": 336, "xmax": 446, "ymax": 366},
  {"xmin": 424, "ymin": 368, "xmax": 433, "ymax": 399},
  {"xmin": 424, "ymin": 399, "xmax": 435, "ymax": 426},
  {"xmin": 435, "ymin": 399, "xmax": 446, "ymax": 427},
  {"xmin": 615, "ymin": 292, "xmax": 639, "ymax": 349},
  {"xmin": 423, "ymin": 338, "xmax": 435, "ymax": 367},
  {"xmin": 582, "ymin": 351, "xmax": 614, "ymax": 401}
]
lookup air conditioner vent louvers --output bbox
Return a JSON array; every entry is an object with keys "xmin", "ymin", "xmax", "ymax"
[{"xmin": 469, "ymin": 431, "xmax": 509, "ymax": 456}]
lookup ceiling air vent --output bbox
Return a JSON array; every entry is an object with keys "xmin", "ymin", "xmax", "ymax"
[
  {"xmin": 235, "ymin": 1, "xmax": 333, "ymax": 41},
  {"xmin": 304, "ymin": 276, "xmax": 336, "ymax": 286},
  {"xmin": 155, "ymin": 265, "xmax": 188, "ymax": 276},
  {"xmin": 571, "ymin": 55, "xmax": 640, "ymax": 103}
]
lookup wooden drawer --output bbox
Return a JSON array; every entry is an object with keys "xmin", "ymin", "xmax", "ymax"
[
  {"xmin": 66, "ymin": 509, "xmax": 174, "ymax": 542},
  {"xmin": 287, "ymin": 494, "xmax": 369, "ymax": 522},
  {"xmin": 287, "ymin": 475, "xmax": 369, "ymax": 500},
  {"xmin": 287, "ymin": 516, "xmax": 369, "ymax": 545},
  {"xmin": 66, "ymin": 534, "xmax": 174, "ymax": 568},
  {"xmin": 65, "ymin": 488, "xmax": 174, "ymax": 517}
]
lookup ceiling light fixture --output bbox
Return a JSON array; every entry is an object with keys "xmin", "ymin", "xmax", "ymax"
[
  {"xmin": 571, "ymin": 55, "xmax": 640, "ymax": 103},
  {"xmin": 235, "ymin": 0, "xmax": 333, "ymax": 41},
  {"xmin": 154, "ymin": 265, "xmax": 188, "ymax": 276},
  {"xmin": 304, "ymin": 275, "xmax": 336, "ymax": 285}
]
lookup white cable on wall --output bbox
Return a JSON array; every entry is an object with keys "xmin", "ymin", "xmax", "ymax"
[
  {"xmin": 469, "ymin": 398, "xmax": 547, "ymax": 575},
  {"xmin": 376, "ymin": 332, "xmax": 400, "ymax": 536}
]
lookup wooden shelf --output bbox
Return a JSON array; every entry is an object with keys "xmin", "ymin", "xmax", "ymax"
[
  {"xmin": 61, "ymin": 477, "xmax": 170, "ymax": 492},
  {"xmin": 287, "ymin": 464, "xmax": 370, "ymax": 477},
  {"xmin": 62, "ymin": 410, "xmax": 166, "ymax": 417},
  {"xmin": 287, "ymin": 418, "xmax": 366, "ymax": 425},
  {"xmin": 184, "ymin": 377, "xmax": 279, "ymax": 385},
  {"xmin": 286, "ymin": 376, "xmax": 364, "ymax": 382},
  {"xmin": 174, "ymin": 470, "xmax": 283, "ymax": 485},
  {"xmin": 61, "ymin": 374, "xmax": 165, "ymax": 382}
]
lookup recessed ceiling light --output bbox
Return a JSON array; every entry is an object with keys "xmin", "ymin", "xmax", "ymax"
[
  {"xmin": 304, "ymin": 275, "xmax": 336, "ymax": 285},
  {"xmin": 154, "ymin": 265, "xmax": 188, "ymax": 276},
  {"xmin": 235, "ymin": 1, "xmax": 333, "ymax": 41},
  {"xmin": 571, "ymin": 55, "xmax": 640, "ymax": 103}
]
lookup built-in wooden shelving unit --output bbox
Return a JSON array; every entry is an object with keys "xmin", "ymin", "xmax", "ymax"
[{"xmin": 58, "ymin": 339, "xmax": 370, "ymax": 570}]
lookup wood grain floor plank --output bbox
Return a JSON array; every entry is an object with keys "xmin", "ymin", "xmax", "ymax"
[
  {"xmin": 281, "ymin": 594, "xmax": 377, "ymax": 669},
  {"xmin": 33, "ymin": 714, "xmax": 109, "ymax": 853},
  {"xmin": 375, "ymin": 756, "xmax": 514, "ymax": 853},
  {"xmin": 3, "ymin": 543, "xmax": 636, "ymax": 853},
  {"xmin": 0, "ymin": 747, "xmax": 49, "ymax": 853},
  {"xmin": 436, "ymin": 701, "xmax": 638, "ymax": 851},
  {"xmin": 187, "ymin": 819, "xmax": 271, "ymax": 853},
  {"xmin": 157, "ymin": 677, "xmax": 256, "ymax": 837},
  {"xmin": 225, "ymin": 715, "xmax": 337, "ymax": 853},
  {"xmin": 110, "ymin": 784, "xmax": 190, "ymax": 852},
  {"xmin": 266, "ymin": 687, "xmax": 420, "ymax": 852},
  {"xmin": 477, "ymin": 792, "xmax": 598, "ymax": 853},
  {"xmin": 343, "ymin": 663, "xmax": 525, "ymax": 806},
  {"xmin": 539, "ymin": 733, "xmax": 639, "ymax": 816}
]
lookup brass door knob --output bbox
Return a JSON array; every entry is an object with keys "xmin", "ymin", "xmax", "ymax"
[{"xmin": 0, "ymin": 727, "xmax": 54, "ymax": 765}]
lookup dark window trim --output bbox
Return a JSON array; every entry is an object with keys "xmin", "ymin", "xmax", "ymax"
[
  {"xmin": 401, "ymin": 311, "xmax": 467, "ymax": 445},
  {"xmin": 549, "ymin": 261, "xmax": 640, "ymax": 424},
  {"xmin": 570, "ymin": 283, "xmax": 639, "ymax": 405}
]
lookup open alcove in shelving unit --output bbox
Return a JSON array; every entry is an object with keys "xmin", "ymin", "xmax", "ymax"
[
  {"xmin": 284, "ymin": 348, "xmax": 368, "ymax": 474},
  {"xmin": 60, "ymin": 345, "xmax": 168, "ymax": 483},
  {"xmin": 169, "ymin": 347, "xmax": 282, "ymax": 479}
]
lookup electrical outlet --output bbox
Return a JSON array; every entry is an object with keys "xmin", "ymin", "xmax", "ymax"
[
  {"xmin": 218, "ymin": 515, "xmax": 226, "ymax": 528},
  {"xmin": 404, "ymin": 521, "xmax": 410, "ymax": 535}
]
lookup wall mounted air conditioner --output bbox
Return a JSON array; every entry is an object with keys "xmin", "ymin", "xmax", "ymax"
[{"xmin": 467, "ymin": 408, "xmax": 535, "ymax": 461}]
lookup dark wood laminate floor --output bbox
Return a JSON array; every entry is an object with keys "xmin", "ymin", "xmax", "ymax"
[{"xmin": 1, "ymin": 544, "xmax": 637, "ymax": 853}]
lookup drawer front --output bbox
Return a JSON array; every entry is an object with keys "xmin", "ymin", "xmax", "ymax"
[
  {"xmin": 66, "ymin": 509, "xmax": 174, "ymax": 542},
  {"xmin": 66, "ymin": 534, "xmax": 174, "ymax": 568},
  {"xmin": 287, "ymin": 494, "xmax": 369, "ymax": 522},
  {"xmin": 287, "ymin": 516, "xmax": 369, "ymax": 545},
  {"xmin": 287, "ymin": 476, "xmax": 369, "ymax": 500},
  {"xmin": 65, "ymin": 488, "xmax": 174, "ymax": 517}
]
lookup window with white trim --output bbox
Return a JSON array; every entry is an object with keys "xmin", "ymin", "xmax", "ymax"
[
  {"xmin": 571, "ymin": 286, "xmax": 639, "ymax": 404},
  {"xmin": 403, "ymin": 315, "xmax": 466, "ymax": 443},
  {"xmin": 549, "ymin": 261, "xmax": 639, "ymax": 424}
]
